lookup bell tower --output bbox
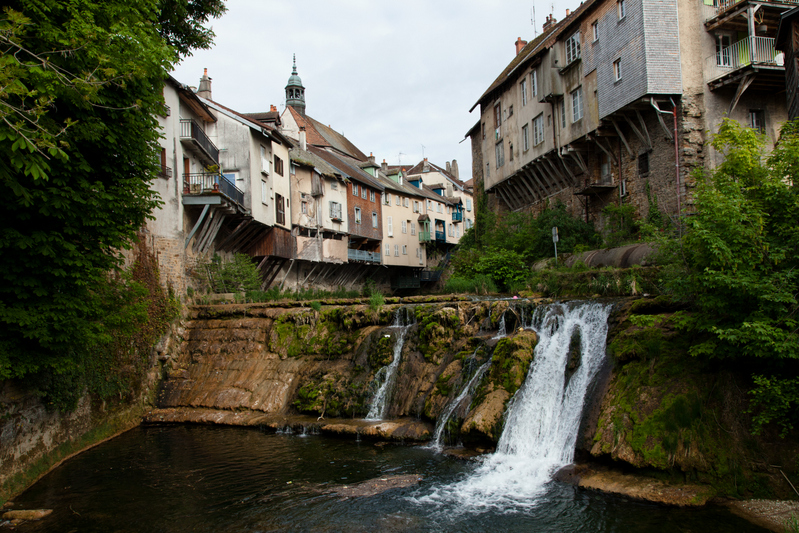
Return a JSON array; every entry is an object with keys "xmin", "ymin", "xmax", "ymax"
[{"xmin": 285, "ymin": 54, "xmax": 306, "ymax": 116}]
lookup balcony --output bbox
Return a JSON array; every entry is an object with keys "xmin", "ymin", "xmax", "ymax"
[
  {"xmin": 705, "ymin": 37, "xmax": 785, "ymax": 89},
  {"xmin": 183, "ymin": 172, "xmax": 244, "ymax": 206},
  {"xmin": 704, "ymin": 0, "xmax": 799, "ymax": 23},
  {"xmin": 452, "ymin": 211, "xmax": 463, "ymax": 223},
  {"xmin": 435, "ymin": 230, "xmax": 446, "ymax": 242},
  {"xmin": 348, "ymin": 249, "xmax": 382, "ymax": 264},
  {"xmin": 180, "ymin": 118, "xmax": 219, "ymax": 165},
  {"xmin": 157, "ymin": 166, "xmax": 172, "ymax": 180},
  {"xmin": 419, "ymin": 230, "xmax": 432, "ymax": 243}
]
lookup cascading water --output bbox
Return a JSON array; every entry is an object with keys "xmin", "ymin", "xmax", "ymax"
[
  {"xmin": 429, "ymin": 353, "xmax": 492, "ymax": 450},
  {"xmin": 365, "ymin": 308, "xmax": 413, "ymax": 420},
  {"xmin": 419, "ymin": 301, "xmax": 612, "ymax": 511},
  {"xmin": 493, "ymin": 313, "xmax": 507, "ymax": 339}
]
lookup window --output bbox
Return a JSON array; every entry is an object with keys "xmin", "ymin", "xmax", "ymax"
[
  {"xmin": 561, "ymin": 99, "xmax": 566, "ymax": 128},
  {"xmin": 620, "ymin": 179, "xmax": 628, "ymax": 197},
  {"xmin": 572, "ymin": 87, "xmax": 584, "ymax": 122},
  {"xmin": 261, "ymin": 180, "xmax": 268, "ymax": 204},
  {"xmin": 387, "ymin": 216, "xmax": 393, "ymax": 236},
  {"xmin": 411, "ymin": 222, "xmax": 416, "ymax": 235},
  {"xmin": 618, "ymin": 0, "xmax": 626, "ymax": 19},
  {"xmin": 404, "ymin": 197, "xmax": 409, "ymax": 207},
  {"xmin": 352, "ymin": 183, "xmax": 358, "ymax": 196},
  {"xmin": 396, "ymin": 195, "xmax": 400, "ymax": 206},
  {"xmin": 402, "ymin": 220, "xmax": 407, "ymax": 233},
  {"xmin": 456, "ymin": 226, "xmax": 460, "ymax": 239},
  {"xmin": 482, "ymin": 122, "xmax": 486, "ymax": 140},
  {"xmin": 418, "ymin": 248, "xmax": 423, "ymax": 264},
  {"xmin": 413, "ymin": 200, "xmax": 420, "ymax": 213},
  {"xmin": 749, "ymin": 109, "xmax": 765, "ymax": 132},
  {"xmin": 394, "ymin": 245, "xmax": 399, "ymax": 256},
  {"xmin": 716, "ymin": 34, "xmax": 732, "ymax": 66},
  {"xmin": 601, "ymin": 153, "xmax": 611, "ymax": 180},
  {"xmin": 402, "ymin": 245, "xmax": 407, "ymax": 255},
  {"xmin": 354, "ymin": 207, "xmax": 362, "ymax": 224},
  {"xmin": 331, "ymin": 180, "xmax": 338, "ymax": 190},
  {"xmin": 613, "ymin": 58, "xmax": 622, "ymax": 81},
  {"xmin": 385, "ymin": 192, "xmax": 391, "ymax": 205},
  {"xmin": 428, "ymin": 199, "xmax": 433, "ymax": 210},
  {"xmin": 531, "ymin": 69, "xmax": 538, "ymax": 98},
  {"xmin": 509, "ymin": 105, "xmax": 514, "ymax": 117},
  {"xmin": 638, "ymin": 152, "xmax": 650, "ymax": 175},
  {"xmin": 361, "ymin": 187, "xmax": 367, "ymax": 199},
  {"xmin": 566, "ymin": 31, "xmax": 581, "ymax": 64},
  {"xmin": 592, "ymin": 21, "xmax": 599, "ymax": 41},
  {"xmin": 260, "ymin": 145, "xmax": 270, "ymax": 174},
  {"xmin": 521, "ymin": 79, "xmax": 528, "ymax": 106},
  {"xmin": 437, "ymin": 203, "xmax": 442, "ymax": 213},
  {"xmin": 495, "ymin": 142, "xmax": 505, "ymax": 168},
  {"xmin": 301, "ymin": 201, "xmax": 307, "ymax": 214},
  {"xmin": 370, "ymin": 191, "xmax": 375, "ymax": 202},
  {"xmin": 533, "ymin": 114, "xmax": 545, "ymax": 146},
  {"xmin": 276, "ymin": 194, "xmax": 285, "ymax": 225},
  {"xmin": 448, "ymin": 225, "xmax": 454, "ymax": 237},
  {"xmin": 494, "ymin": 103, "xmax": 501, "ymax": 138},
  {"xmin": 329, "ymin": 201, "xmax": 342, "ymax": 221},
  {"xmin": 385, "ymin": 244, "xmax": 390, "ymax": 256},
  {"xmin": 274, "ymin": 155, "xmax": 284, "ymax": 176},
  {"xmin": 509, "ymin": 142, "xmax": 514, "ymax": 161},
  {"xmin": 522, "ymin": 124, "xmax": 530, "ymax": 151},
  {"xmin": 466, "ymin": 198, "xmax": 472, "ymax": 212}
]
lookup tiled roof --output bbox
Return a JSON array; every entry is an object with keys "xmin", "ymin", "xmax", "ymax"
[
  {"xmin": 309, "ymin": 147, "xmax": 385, "ymax": 191},
  {"xmin": 404, "ymin": 160, "xmax": 466, "ymax": 188},
  {"xmin": 285, "ymin": 106, "xmax": 331, "ymax": 148},
  {"xmin": 200, "ymin": 97, "xmax": 294, "ymax": 147},
  {"xmin": 245, "ymin": 111, "xmax": 281, "ymax": 125},
  {"xmin": 284, "ymin": 106, "xmax": 368, "ymax": 161},
  {"xmin": 289, "ymin": 147, "xmax": 340, "ymax": 178}
]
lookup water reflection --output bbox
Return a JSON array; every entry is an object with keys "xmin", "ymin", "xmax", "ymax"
[{"xmin": 11, "ymin": 426, "xmax": 768, "ymax": 533}]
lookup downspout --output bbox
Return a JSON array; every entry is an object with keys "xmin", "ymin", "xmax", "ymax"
[{"xmin": 650, "ymin": 97, "xmax": 681, "ymax": 237}]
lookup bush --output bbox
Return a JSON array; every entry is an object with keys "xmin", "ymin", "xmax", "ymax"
[
  {"xmin": 443, "ymin": 275, "xmax": 497, "ymax": 295},
  {"xmin": 205, "ymin": 253, "xmax": 262, "ymax": 293}
]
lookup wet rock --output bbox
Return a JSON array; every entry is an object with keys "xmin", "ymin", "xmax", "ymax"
[
  {"xmin": 327, "ymin": 474, "xmax": 423, "ymax": 498},
  {"xmin": 460, "ymin": 389, "xmax": 510, "ymax": 443}
]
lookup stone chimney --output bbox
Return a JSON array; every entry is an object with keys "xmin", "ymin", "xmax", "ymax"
[
  {"xmin": 515, "ymin": 37, "xmax": 528, "ymax": 56},
  {"xmin": 270, "ymin": 105, "xmax": 277, "ymax": 112},
  {"xmin": 197, "ymin": 68, "xmax": 212, "ymax": 99},
  {"xmin": 423, "ymin": 157, "xmax": 430, "ymax": 172},
  {"xmin": 451, "ymin": 159, "xmax": 459, "ymax": 180},
  {"xmin": 543, "ymin": 14, "xmax": 557, "ymax": 32},
  {"xmin": 299, "ymin": 126, "xmax": 307, "ymax": 151},
  {"xmin": 368, "ymin": 152, "xmax": 376, "ymax": 166},
  {"xmin": 446, "ymin": 161, "xmax": 451, "ymax": 173},
  {"xmin": 566, "ymin": 9, "xmax": 571, "ymax": 17},
  {"xmin": 381, "ymin": 159, "xmax": 388, "ymax": 172}
]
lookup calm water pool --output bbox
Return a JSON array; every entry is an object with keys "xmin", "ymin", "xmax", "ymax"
[{"xmin": 10, "ymin": 425, "xmax": 768, "ymax": 533}]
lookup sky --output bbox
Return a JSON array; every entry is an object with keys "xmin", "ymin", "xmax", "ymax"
[{"xmin": 171, "ymin": 0, "xmax": 580, "ymax": 181}]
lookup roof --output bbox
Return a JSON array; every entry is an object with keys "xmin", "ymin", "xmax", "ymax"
[
  {"xmin": 166, "ymin": 75, "xmax": 216, "ymax": 123},
  {"xmin": 470, "ymin": 0, "xmax": 599, "ymax": 112},
  {"xmin": 284, "ymin": 106, "xmax": 368, "ymax": 161},
  {"xmin": 404, "ymin": 159, "xmax": 466, "ymax": 189},
  {"xmin": 200, "ymin": 96, "xmax": 294, "ymax": 147},
  {"xmin": 289, "ymin": 147, "xmax": 340, "ymax": 178},
  {"xmin": 309, "ymin": 147, "xmax": 385, "ymax": 191},
  {"xmin": 245, "ymin": 110, "xmax": 281, "ymax": 125}
]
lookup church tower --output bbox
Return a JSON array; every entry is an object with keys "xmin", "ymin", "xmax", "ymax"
[{"xmin": 285, "ymin": 54, "xmax": 306, "ymax": 116}]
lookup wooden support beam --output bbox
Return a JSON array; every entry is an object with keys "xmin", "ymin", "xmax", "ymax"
[
  {"xmin": 594, "ymin": 137, "xmax": 618, "ymax": 166},
  {"xmin": 729, "ymin": 73, "xmax": 754, "ymax": 115},
  {"xmin": 509, "ymin": 179, "xmax": 532, "ymax": 206},
  {"xmin": 200, "ymin": 214, "xmax": 226, "ymax": 254},
  {"xmin": 192, "ymin": 208, "xmax": 216, "ymax": 254},
  {"xmin": 566, "ymin": 148, "xmax": 588, "ymax": 174},
  {"xmin": 301, "ymin": 263, "xmax": 319, "ymax": 286},
  {"xmin": 265, "ymin": 259, "xmax": 288, "ymax": 289},
  {"xmin": 278, "ymin": 259, "xmax": 295, "ymax": 290},
  {"xmin": 635, "ymin": 111, "xmax": 652, "ymax": 149},
  {"xmin": 518, "ymin": 171, "xmax": 542, "ymax": 201},
  {"xmin": 623, "ymin": 113, "xmax": 651, "ymax": 151},
  {"xmin": 184, "ymin": 204, "xmax": 210, "ymax": 250},
  {"xmin": 530, "ymin": 165, "xmax": 554, "ymax": 195},
  {"xmin": 495, "ymin": 186, "xmax": 514, "ymax": 210},
  {"xmin": 611, "ymin": 118, "xmax": 635, "ymax": 158},
  {"xmin": 217, "ymin": 218, "xmax": 251, "ymax": 252},
  {"xmin": 544, "ymin": 156, "xmax": 567, "ymax": 189},
  {"xmin": 652, "ymin": 104, "xmax": 674, "ymax": 140}
]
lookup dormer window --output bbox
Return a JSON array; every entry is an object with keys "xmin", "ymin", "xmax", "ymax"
[{"xmin": 566, "ymin": 31, "xmax": 581, "ymax": 64}]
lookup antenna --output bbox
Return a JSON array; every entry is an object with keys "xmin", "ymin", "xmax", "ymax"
[
  {"xmin": 532, "ymin": 6, "xmax": 537, "ymax": 37},
  {"xmin": 421, "ymin": 144, "xmax": 426, "ymax": 158},
  {"xmin": 398, "ymin": 152, "xmax": 406, "ymax": 165}
]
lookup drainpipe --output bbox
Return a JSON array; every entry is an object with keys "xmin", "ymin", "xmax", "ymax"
[{"xmin": 650, "ymin": 97, "xmax": 681, "ymax": 237}]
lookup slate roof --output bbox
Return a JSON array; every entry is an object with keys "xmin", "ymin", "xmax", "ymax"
[
  {"xmin": 245, "ymin": 110, "xmax": 281, "ymax": 125},
  {"xmin": 309, "ymin": 147, "xmax": 385, "ymax": 191},
  {"xmin": 284, "ymin": 106, "xmax": 368, "ymax": 161},
  {"xmin": 404, "ymin": 160, "xmax": 466, "ymax": 189},
  {"xmin": 200, "ymin": 97, "xmax": 294, "ymax": 147},
  {"xmin": 289, "ymin": 146, "xmax": 340, "ymax": 178}
]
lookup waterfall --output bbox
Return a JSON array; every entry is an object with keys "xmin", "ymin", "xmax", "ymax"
[
  {"xmin": 493, "ymin": 313, "xmax": 507, "ymax": 339},
  {"xmin": 365, "ymin": 309, "xmax": 413, "ymax": 420},
  {"xmin": 419, "ymin": 301, "xmax": 612, "ymax": 511},
  {"xmin": 429, "ymin": 354, "xmax": 492, "ymax": 450}
]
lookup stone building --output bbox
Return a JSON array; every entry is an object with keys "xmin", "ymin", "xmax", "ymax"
[{"xmin": 470, "ymin": 0, "xmax": 792, "ymax": 227}]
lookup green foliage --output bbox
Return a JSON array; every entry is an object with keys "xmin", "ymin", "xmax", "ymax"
[
  {"xmin": 785, "ymin": 513, "xmax": 799, "ymax": 533},
  {"xmin": 442, "ymin": 275, "xmax": 497, "ymax": 295},
  {"xmin": 204, "ymin": 253, "xmax": 262, "ymax": 293},
  {"xmin": 659, "ymin": 119, "xmax": 799, "ymax": 435},
  {"xmin": 309, "ymin": 301, "xmax": 322, "ymax": 313},
  {"xmin": 602, "ymin": 203, "xmax": 639, "ymax": 247},
  {"xmin": 0, "ymin": 0, "xmax": 225, "ymax": 381},
  {"xmin": 368, "ymin": 291, "xmax": 384, "ymax": 311}
]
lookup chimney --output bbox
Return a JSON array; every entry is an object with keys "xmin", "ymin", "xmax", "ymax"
[
  {"xmin": 299, "ymin": 126, "xmax": 307, "ymax": 151},
  {"xmin": 566, "ymin": 9, "xmax": 571, "ymax": 16},
  {"xmin": 515, "ymin": 37, "xmax": 528, "ymax": 56},
  {"xmin": 368, "ymin": 152, "xmax": 376, "ymax": 166},
  {"xmin": 270, "ymin": 104, "xmax": 277, "ymax": 112},
  {"xmin": 543, "ymin": 14, "xmax": 558, "ymax": 32},
  {"xmin": 451, "ymin": 159, "xmax": 459, "ymax": 180},
  {"xmin": 381, "ymin": 159, "xmax": 388, "ymax": 172},
  {"xmin": 423, "ymin": 157, "xmax": 430, "ymax": 172},
  {"xmin": 446, "ymin": 161, "xmax": 451, "ymax": 173},
  {"xmin": 197, "ymin": 68, "xmax": 212, "ymax": 99}
]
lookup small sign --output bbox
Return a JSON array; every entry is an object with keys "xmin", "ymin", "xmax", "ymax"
[{"xmin": 552, "ymin": 226, "xmax": 559, "ymax": 243}]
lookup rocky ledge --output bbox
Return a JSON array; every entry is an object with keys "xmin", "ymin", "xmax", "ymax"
[{"xmin": 143, "ymin": 408, "xmax": 433, "ymax": 441}]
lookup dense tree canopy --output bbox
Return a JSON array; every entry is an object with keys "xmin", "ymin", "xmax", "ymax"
[{"xmin": 0, "ymin": 0, "xmax": 225, "ymax": 380}]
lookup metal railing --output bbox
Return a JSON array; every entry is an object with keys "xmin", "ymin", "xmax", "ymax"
[
  {"xmin": 435, "ymin": 230, "xmax": 446, "ymax": 242},
  {"xmin": 179, "ymin": 118, "xmax": 219, "ymax": 164},
  {"xmin": 705, "ymin": 37, "xmax": 783, "ymax": 83},
  {"xmin": 419, "ymin": 230, "xmax": 432, "ymax": 242},
  {"xmin": 348, "ymin": 249, "xmax": 382, "ymax": 263},
  {"xmin": 183, "ymin": 172, "xmax": 244, "ymax": 205},
  {"xmin": 158, "ymin": 166, "xmax": 172, "ymax": 179},
  {"xmin": 452, "ymin": 211, "xmax": 463, "ymax": 223},
  {"xmin": 420, "ymin": 270, "xmax": 442, "ymax": 282},
  {"xmin": 704, "ymin": 0, "xmax": 799, "ymax": 21}
]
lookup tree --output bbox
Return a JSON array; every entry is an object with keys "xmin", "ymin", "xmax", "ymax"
[
  {"xmin": 0, "ymin": 0, "xmax": 225, "ymax": 380},
  {"xmin": 666, "ymin": 119, "xmax": 799, "ymax": 435}
]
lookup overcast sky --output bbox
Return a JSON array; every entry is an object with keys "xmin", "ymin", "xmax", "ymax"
[{"xmin": 171, "ymin": 0, "xmax": 579, "ymax": 181}]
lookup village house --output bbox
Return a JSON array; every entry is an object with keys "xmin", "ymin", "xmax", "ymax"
[{"xmin": 470, "ymin": 0, "xmax": 791, "ymax": 227}]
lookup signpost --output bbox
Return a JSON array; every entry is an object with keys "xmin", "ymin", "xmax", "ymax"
[{"xmin": 552, "ymin": 226, "xmax": 559, "ymax": 265}]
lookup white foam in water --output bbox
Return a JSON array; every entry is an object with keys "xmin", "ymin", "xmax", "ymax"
[
  {"xmin": 365, "ymin": 309, "xmax": 413, "ymax": 420},
  {"xmin": 417, "ymin": 301, "xmax": 612, "ymax": 513}
]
